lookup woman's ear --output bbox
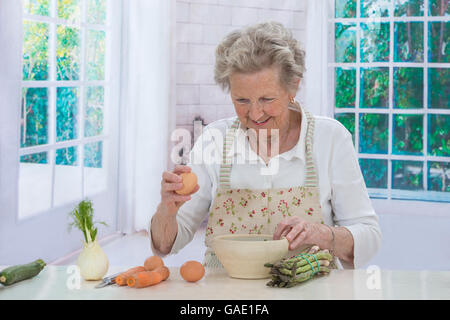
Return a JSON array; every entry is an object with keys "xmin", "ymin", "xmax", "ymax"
[
  {"xmin": 289, "ymin": 77, "xmax": 301, "ymax": 95},
  {"xmin": 294, "ymin": 78, "xmax": 300, "ymax": 90}
]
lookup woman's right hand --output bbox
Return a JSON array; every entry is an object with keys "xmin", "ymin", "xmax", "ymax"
[{"xmin": 160, "ymin": 165, "xmax": 200, "ymax": 216}]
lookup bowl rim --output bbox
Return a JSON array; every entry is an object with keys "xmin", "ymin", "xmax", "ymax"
[{"xmin": 213, "ymin": 233, "xmax": 288, "ymax": 244}]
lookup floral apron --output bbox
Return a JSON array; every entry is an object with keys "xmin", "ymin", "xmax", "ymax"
[{"xmin": 204, "ymin": 106, "xmax": 329, "ymax": 268}]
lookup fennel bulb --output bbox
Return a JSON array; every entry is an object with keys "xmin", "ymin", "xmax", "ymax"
[
  {"xmin": 68, "ymin": 199, "xmax": 109, "ymax": 280},
  {"xmin": 77, "ymin": 239, "xmax": 109, "ymax": 280}
]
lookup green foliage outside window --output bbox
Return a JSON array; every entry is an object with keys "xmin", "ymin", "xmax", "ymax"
[
  {"xmin": 334, "ymin": 0, "xmax": 449, "ymax": 200},
  {"xmin": 20, "ymin": 0, "xmax": 106, "ymax": 168}
]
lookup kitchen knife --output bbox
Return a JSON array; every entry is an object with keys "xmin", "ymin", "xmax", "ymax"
[{"xmin": 94, "ymin": 272, "xmax": 122, "ymax": 288}]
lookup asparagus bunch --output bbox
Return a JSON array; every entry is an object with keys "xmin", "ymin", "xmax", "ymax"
[{"xmin": 264, "ymin": 250, "xmax": 334, "ymax": 288}]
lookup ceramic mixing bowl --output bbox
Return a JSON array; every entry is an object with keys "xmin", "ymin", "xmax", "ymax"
[{"xmin": 212, "ymin": 234, "xmax": 289, "ymax": 279}]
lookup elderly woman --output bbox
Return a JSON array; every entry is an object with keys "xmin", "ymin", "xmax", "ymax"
[{"xmin": 150, "ymin": 22, "xmax": 381, "ymax": 269}]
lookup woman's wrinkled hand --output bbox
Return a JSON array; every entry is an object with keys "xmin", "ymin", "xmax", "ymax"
[
  {"xmin": 160, "ymin": 165, "xmax": 200, "ymax": 216},
  {"xmin": 273, "ymin": 216, "xmax": 325, "ymax": 251}
]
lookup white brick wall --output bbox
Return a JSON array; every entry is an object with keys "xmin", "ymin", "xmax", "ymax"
[{"xmin": 174, "ymin": 0, "xmax": 308, "ymax": 153}]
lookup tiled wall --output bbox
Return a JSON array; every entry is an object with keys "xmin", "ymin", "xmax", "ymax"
[{"xmin": 174, "ymin": 0, "xmax": 308, "ymax": 155}]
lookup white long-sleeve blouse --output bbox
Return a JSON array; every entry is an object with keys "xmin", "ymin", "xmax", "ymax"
[{"xmin": 150, "ymin": 106, "xmax": 382, "ymax": 269}]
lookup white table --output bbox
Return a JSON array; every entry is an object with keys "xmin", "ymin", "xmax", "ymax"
[{"xmin": 0, "ymin": 266, "xmax": 449, "ymax": 300}]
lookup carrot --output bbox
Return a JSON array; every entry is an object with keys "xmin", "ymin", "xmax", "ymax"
[
  {"xmin": 127, "ymin": 271, "xmax": 163, "ymax": 288},
  {"xmin": 144, "ymin": 256, "xmax": 164, "ymax": 271},
  {"xmin": 115, "ymin": 266, "xmax": 146, "ymax": 286},
  {"xmin": 154, "ymin": 266, "xmax": 170, "ymax": 281}
]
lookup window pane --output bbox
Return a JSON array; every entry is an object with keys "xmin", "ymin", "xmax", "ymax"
[
  {"xmin": 428, "ymin": 161, "xmax": 450, "ymax": 192},
  {"xmin": 428, "ymin": 68, "xmax": 449, "ymax": 109},
  {"xmin": 394, "ymin": 67, "xmax": 423, "ymax": 109},
  {"xmin": 394, "ymin": 22, "xmax": 424, "ymax": 62},
  {"xmin": 335, "ymin": 67, "xmax": 356, "ymax": 108},
  {"xmin": 428, "ymin": 114, "xmax": 450, "ymax": 157},
  {"xmin": 21, "ymin": 88, "xmax": 48, "ymax": 148},
  {"xmin": 19, "ymin": 152, "xmax": 52, "ymax": 219},
  {"xmin": 428, "ymin": 22, "xmax": 449, "ymax": 63},
  {"xmin": 84, "ymin": 141, "xmax": 103, "ymax": 168},
  {"xmin": 56, "ymin": 87, "xmax": 79, "ymax": 142},
  {"xmin": 56, "ymin": 146, "xmax": 78, "ymax": 166},
  {"xmin": 335, "ymin": 23, "xmax": 356, "ymax": 63},
  {"xmin": 359, "ymin": 113, "xmax": 389, "ymax": 154},
  {"xmin": 20, "ymin": 152, "xmax": 47, "ymax": 164},
  {"xmin": 86, "ymin": 30, "xmax": 106, "ymax": 80},
  {"xmin": 84, "ymin": 141, "xmax": 107, "ymax": 195},
  {"xmin": 23, "ymin": 21, "xmax": 49, "ymax": 81},
  {"xmin": 359, "ymin": 158, "xmax": 388, "ymax": 188},
  {"xmin": 54, "ymin": 147, "xmax": 81, "ymax": 207},
  {"xmin": 429, "ymin": 0, "xmax": 450, "ymax": 16},
  {"xmin": 392, "ymin": 160, "xmax": 423, "ymax": 190},
  {"xmin": 23, "ymin": 0, "xmax": 50, "ymax": 16},
  {"xmin": 394, "ymin": 0, "xmax": 424, "ymax": 16},
  {"xmin": 85, "ymin": 86, "xmax": 104, "ymax": 137},
  {"xmin": 57, "ymin": 0, "xmax": 81, "ymax": 23},
  {"xmin": 56, "ymin": 25, "xmax": 80, "ymax": 81},
  {"xmin": 335, "ymin": 113, "xmax": 355, "ymax": 143},
  {"xmin": 393, "ymin": 114, "xmax": 423, "ymax": 155},
  {"xmin": 360, "ymin": 22, "xmax": 390, "ymax": 62},
  {"xmin": 361, "ymin": 0, "xmax": 390, "ymax": 17},
  {"xmin": 87, "ymin": 0, "xmax": 107, "ymax": 24},
  {"xmin": 335, "ymin": 0, "xmax": 356, "ymax": 18},
  {"xmin": 360, "ymin": 68, "xmax": 389, "ymax": 108}
]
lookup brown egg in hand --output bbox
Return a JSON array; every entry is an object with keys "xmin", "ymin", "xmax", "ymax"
[
  {"xmin": 180, "ymin": 260, "xmax": 205, "ymax": 282},
  {"xmin": 175, "ymin": 172, "xmax": 198, "ymax": 195}
]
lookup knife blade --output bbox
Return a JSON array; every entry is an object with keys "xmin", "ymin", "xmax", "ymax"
[{"xmin": 95, "ymin": 272, "xmax": 122, "ymax": 288}]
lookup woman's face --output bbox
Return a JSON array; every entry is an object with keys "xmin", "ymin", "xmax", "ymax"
[{"xmin": 229, "ymin": 66, "xmax": 294, "ymax": 136}]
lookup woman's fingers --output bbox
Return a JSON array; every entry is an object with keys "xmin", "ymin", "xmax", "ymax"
[
  {"xmin": 162, "ymin": 171, "xmax": 182, "ymax": 184},
  {"xmin": 173, "ymin": 164, "xmax": 191, "ymax": 175},
  {"xmin": 274, "ymin": 218, "xmax": 312, "ymax": 250},
  {"xmin": 280, "ymin": 227, "xmax": 291, "ymax": 239},
  {"xmin": 273, "ymin": 220, "xmax": 288, "ymax": 240},
  {"xmin": 161, "ymin": 182, "xmax": 184, "ymax": 193},
  {"xmin": 286, "ymin": 223, "xmax": 306, "ymax": 250},
  {"xmin": 160, "ymin": 166, "xmax": 195, "ymax": 213},
  {"xmin": 273, "ymin": 217, "xmax": 299, "ymax": 240},
  {"xmin": 161, "ymin": 189, "xmax": 191, "ymax": 202},
  {"xmin": 285, "ymin": 223, "xmax": 304, "ymax": 242},
  {"xmin": 186, "ymin": 184, "xmax": 200, "ymax": 195},
  {"xmin": 289, "ymin": 230, "xmax": 307, "ymax": 250}
]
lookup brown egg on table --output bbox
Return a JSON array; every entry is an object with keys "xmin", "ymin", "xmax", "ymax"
[
  {"xmin": 175, "ymin": 172, "xmax": 198, "ymax": 195},
  {"xmin": 180, "ymin": 260, "xmax": 205, "ymax": 282}
]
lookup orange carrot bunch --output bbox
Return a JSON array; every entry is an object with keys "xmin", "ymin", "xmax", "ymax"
[
  {"xmin": 127, "ymin": 271, "xmax": 163, "ymax": 288},
  {"xmin": 115, "ymin": 266, "xmax": 146, "ymax": 286},
  {"xmin": 120, "ymin": 256, "xmax": 170, "ymax": 289}
]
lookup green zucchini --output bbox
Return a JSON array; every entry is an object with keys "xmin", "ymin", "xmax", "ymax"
[{"xmin": 0, "ymin": 259, "xmax": 46, "ymax": 286}]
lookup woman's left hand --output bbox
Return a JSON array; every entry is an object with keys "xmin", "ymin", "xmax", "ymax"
[{"xmin": 273, "ymin": 216, "xmax": 329, "ymax": 251}]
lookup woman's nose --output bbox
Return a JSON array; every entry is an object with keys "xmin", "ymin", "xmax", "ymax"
[{"xmin": 248, "ymin": 102, "xmax": 265, "ymax": 120}]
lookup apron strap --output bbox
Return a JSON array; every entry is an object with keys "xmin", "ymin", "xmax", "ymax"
[
  {"xmin": 219, "ymin": 107, "xmax": 318, "ymax": 188},
  {"xmin": 219, "ymin": 118, "xmax": 240, "ymax": 189},
  {"xmin": 304, "ymin": 110, "xmax": 318, "ymax": 188}
]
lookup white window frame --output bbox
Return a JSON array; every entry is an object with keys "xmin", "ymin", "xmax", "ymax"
[
  {"xmin": 327, "ymin": 0, "xmax": 449, "ymax": 215},
  {"xmin": 19, "ymin": 0, "xmax": 120, "ymax": 220}
]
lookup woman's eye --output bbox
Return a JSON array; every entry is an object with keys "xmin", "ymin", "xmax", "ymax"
[
  {"xmin": 261, "ymin": 98, "xmax": 274, "ymax": 102},
  {"xmin": 237, "ymin": 99, "xmax": 250, "ymax": 104}
]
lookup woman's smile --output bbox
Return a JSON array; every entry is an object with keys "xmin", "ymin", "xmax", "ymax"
[{"xmin": 252, "ymin": 116, "xmax": 272, "ymax": 126}]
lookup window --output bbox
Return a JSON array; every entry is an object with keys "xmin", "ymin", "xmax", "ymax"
[
  {"xmin": 20, "ymin": 0, "xmax": 111, "ymax": 218},
  {"xmin": 332, "ymin": 0, "xmax": 449, "ymax": 202}
]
